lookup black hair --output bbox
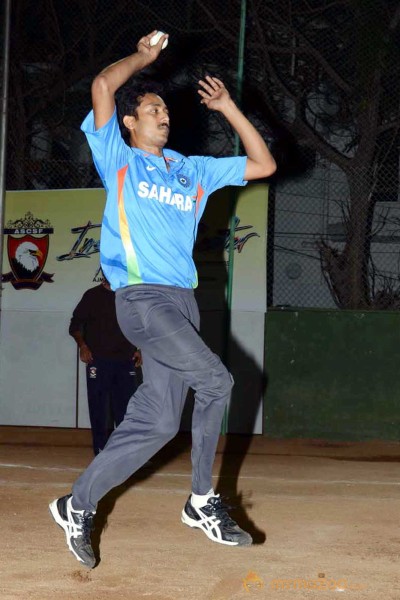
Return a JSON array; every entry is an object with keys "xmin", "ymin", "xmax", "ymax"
[{"xmin": 116, "ymin": 80, "xmax": 166, "ymax": 144}]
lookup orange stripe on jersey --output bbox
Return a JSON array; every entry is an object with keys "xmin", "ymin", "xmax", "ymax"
[
  {"xmin": 195, "ymin": 183, "xmax": 205, "ymax": 217},
  {"xmin": 118, "ymin": 164, "xmax": 129, "ymax": 199},
  {"xmin": 117, "ymin": 164, "xmax": 142, "ymax": 284}
]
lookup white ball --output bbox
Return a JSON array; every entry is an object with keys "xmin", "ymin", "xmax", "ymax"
[{"xmin": 150, "ymin": 31, "xmax": 168, "ymax": 50}]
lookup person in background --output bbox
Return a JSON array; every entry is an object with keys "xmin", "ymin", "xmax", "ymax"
[{"xmin": 69, "ymin": 278, "xmax": 142, "ymax": 455}]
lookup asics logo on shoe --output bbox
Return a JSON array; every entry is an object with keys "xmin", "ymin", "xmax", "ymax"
[{"xmin": 193, "ymin": 506, "xmax": 224, "ymax": 541}]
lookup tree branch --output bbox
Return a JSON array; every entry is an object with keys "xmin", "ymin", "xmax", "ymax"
[{"xmin": 256, "ymin": 2, "xmax": 353, "ymax": 95}]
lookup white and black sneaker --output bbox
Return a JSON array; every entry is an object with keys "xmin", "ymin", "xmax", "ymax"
[
  {"xmin": 49, "ymin": 494, "xmax": 96, "ymax": 568},
  {"xmin": 181, "ymin": 494, "xmax": 253, "ymax": 546}
]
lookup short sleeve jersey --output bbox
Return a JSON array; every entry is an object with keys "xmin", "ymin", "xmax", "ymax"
[{"xmin": 81, "ymin": 109, "xmax": 248, "ymax": 291}]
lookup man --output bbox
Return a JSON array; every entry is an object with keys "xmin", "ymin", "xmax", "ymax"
[
  {"xmin": 49, "ymin": 30, "xmax": 276, "ymax": 568},
  {"xmin": 69, "ymin": 278, "xmax": 142, "ymax": 455}
]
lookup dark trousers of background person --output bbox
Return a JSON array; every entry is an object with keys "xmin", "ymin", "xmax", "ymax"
[{"xmin": 86, "ymin": 357, "xmax": 138, "ymax": 455}]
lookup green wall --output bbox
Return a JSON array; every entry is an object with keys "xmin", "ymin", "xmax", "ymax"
[{"xmin": 264, "ymin": 309, "xmax": 400, "ymax": 441}]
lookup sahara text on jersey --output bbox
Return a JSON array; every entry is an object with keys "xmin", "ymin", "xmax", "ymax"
[{"xmin": 137, "ymin": 182, "xmax": 194, "ymax": 212}]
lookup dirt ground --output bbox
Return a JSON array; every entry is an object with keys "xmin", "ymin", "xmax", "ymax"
[{"xmin": 0, "ymin": 426, "xmax": 399, "ymax": 600}]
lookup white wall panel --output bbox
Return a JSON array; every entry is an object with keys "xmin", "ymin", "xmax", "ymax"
[{"xmin": 0, "ymin": 310, "xmax": 76, "ymax": 426}]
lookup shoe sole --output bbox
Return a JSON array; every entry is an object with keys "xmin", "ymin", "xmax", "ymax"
[
  {"xmin": 49, "ymin": 499, "xmax": 94, "ymax": 568},
  {"xmin": 181, "ymin": 509, "xmax": 252, "ymax": 546}
]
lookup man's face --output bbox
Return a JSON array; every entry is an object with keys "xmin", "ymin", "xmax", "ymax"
[{"xmin": 129, "ymin": 93, "xmax": 170, "ymax": 148}]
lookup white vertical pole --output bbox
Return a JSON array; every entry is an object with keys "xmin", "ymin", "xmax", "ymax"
[{"xmin": 0, "ymin": 0, "xmax": 12, "ymax": 311}]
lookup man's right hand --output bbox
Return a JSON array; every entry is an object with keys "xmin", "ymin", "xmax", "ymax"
[
  {"xmin": 79, "ymin": 344, "xmax": 93, "ymax": 364},
  {"xmin": 136, "ymin": 31, "xmax": 169, "ymax": 62}
]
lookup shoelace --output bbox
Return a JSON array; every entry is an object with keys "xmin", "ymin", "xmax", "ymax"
[
  {"xmin": 207, "ymin": 497, "xmax": 237, "ymax": 527},
  {"xmin": 76, "ymin": 512, "xmax": 94, "ymax": 544}
]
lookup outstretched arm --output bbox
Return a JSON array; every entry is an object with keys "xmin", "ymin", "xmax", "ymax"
[
  {"xmin": 198, "ymin": 76, "xmax": 276, "ymax": 181},
  {"xmin": 91, "ymin": 31, "xmax": 169, "ymax": 130}
]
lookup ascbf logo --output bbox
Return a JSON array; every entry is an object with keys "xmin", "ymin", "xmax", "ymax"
[{"xmin": 2, "ymin": 211, "xmax": 54, "ymax": 290}]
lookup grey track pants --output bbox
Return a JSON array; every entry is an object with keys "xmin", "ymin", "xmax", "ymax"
[{"xmin": 72, "ymin": 284, "xmax": 233, "ymax": 512}]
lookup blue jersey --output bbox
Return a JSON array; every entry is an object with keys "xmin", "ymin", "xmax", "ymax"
[{"xmin": 81, "ymin": 109, "xmax": 247, "ymax": 291}]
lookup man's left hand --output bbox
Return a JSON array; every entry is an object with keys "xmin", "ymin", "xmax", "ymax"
[
  {"xmin": 197, "ymin": 76, "xmax": 232, "ymax": 112},
  {"xmin": 133, "ymin": 349, "xmax": 143, "ymax": 367}
]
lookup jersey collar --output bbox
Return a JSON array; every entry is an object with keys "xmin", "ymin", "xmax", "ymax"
[{"xmin": 130, "ymin": 147, "xmax": 184, "ymax": 172}]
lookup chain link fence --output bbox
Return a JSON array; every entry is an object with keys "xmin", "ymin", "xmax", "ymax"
[{"xmin": 5, "ymin": 0, "xmax": 400, "ymax": 310}]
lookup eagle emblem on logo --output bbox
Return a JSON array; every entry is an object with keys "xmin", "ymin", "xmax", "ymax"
[{"xmin": 2, "ymin": 212, "xmax": 54, "ymax": 290}]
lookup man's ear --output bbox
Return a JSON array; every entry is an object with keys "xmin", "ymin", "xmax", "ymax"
[{"xmin": 123, "ymin": 115, "xmax": 136, "ymax": 131}]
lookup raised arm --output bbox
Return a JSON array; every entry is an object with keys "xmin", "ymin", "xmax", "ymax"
[
  {"xmin": 198, "ymin": 76, "xmax": 276, "ymax": 180},
  {"xmin": 91, "ymin": 31, "xmax": 169, "ymax": 130}
]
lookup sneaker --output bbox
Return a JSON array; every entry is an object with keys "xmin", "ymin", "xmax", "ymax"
[
  {"xmin": 181, "ymin": 494, "xmax": 253, "ymax": 546},
  {"xmin": 49, "ymin": 494, "xmax": 96, "ymax": 568}
]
